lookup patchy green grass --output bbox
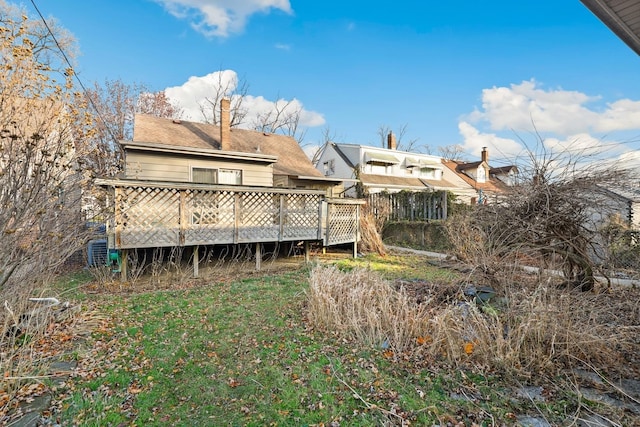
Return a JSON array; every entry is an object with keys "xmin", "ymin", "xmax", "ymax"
[
  {"xmin": 333, "ymin": 254, "xmax": 460, "ymax": 283},
  {"xmin": 51, "ymin": 259, "xmax": 477, "ymax": 425},
  {"xmin": 47, "ymin": 254, "xmax": 632, "ymax": 426}
]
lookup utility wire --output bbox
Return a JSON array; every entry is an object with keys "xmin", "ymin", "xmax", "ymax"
[{"xmin": 28, "ymin": 0, "xmax": 120, "ymax": 146}]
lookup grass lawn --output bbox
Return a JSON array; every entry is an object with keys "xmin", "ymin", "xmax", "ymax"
[{"xmin": 44, "ymin": 252, "xmax": 629, "ymax": 426}]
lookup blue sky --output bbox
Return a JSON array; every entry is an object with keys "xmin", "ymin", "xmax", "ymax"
[{"xmin": 26, "ymin": 0, "xmax": 640, "ymax": 168}]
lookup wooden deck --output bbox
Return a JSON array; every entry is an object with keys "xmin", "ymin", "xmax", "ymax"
[{"xmin": 95, "ymin": 179, "xmax": 363, "ymax": 273}]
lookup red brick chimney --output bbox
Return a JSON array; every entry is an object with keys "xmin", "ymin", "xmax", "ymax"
[
  {"xmin": 481, "ymin": 147, "xmax": 488, "ymax": 163},
  {"xmin": 387, "ymin": 131, "xmax": 396, "ymax": 150},
  {"xmin": 220, "ymin": 97, "xmax": 231, "ymax": 151}
]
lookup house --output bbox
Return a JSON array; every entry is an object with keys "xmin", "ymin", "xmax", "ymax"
[
  {"xmin": 599, "ymin": 184, "xmax": 640, "ymax": 230},
  {"xmin": 442, "ymin": 147, "xmax": 518, "ymax": 204},
  {"xmin": 96, "ymin": 99, "xmax": 362, "ymax": 278},
  {"xmin": 314, "ymin": 132, "xmax": 461, "ymax": 197},
  {"xmin": 125, "ymin": 98, "xmax": 343, "ymax": 196}
]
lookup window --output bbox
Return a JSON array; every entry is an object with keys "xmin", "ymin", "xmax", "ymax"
[
  {"xmin": 367, "ymin": 162, "xmax": 390, "ymax": 175},
  {"xmin": 218, "ymin": 168, "xmax": 242, "ymax": 185},
  {"xmin": 191, "ymin": 167, "xmax": 242, "ymax": 185},
  {"xmin": 420, "ymin": 167, "xmax": 436, "ymax": 180},
  {"xmin": 192, "ymin": 167, "xmax": 217, "ymax": 184},
  {"xmin": 477, "ymin": 166, "xmax": 486, "ymax": 183},
  {"xmin": 323, "ymin": 159, "xmax": 335, "ymax": 176}
]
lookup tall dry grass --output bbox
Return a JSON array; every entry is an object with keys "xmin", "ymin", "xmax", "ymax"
[
  {"xmin": 1, "ymin": 279, "xmax": 63, "ymax": 412},
  {"xmin": 307, "ymin": 265, "xmax": 637, "ymax": 378},
  {"xmin": 307, "ymin": 265, "xmax": 430, "ymax": 353}
]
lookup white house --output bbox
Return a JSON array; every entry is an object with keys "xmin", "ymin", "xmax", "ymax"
[{"xmin": 314, "ymin": 132, "xmax": 462, "ymax": 197}]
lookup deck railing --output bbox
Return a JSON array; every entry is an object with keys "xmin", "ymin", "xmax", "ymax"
[{"xmin": 96, "ymin": 179, "xmax": 362, "ymax": 250}]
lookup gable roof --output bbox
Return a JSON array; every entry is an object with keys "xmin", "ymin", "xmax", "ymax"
[
  {"xmin": 330, "ymin": 143, "xmax": 356, "ymax": 169},
  {"xmin": 131, "ymin": 114, "xmax": 324, "ymax": 179},
  {"xmin": 490, "ymin": 165, "xmax": 519, "ymax": 175},
  {"xmin": 456, "ymin": 160, "xmax": 484, "ymax": 172},
  {"xmin": 442, "ymin": 160, "xmax": 508, "ymax": 193}
]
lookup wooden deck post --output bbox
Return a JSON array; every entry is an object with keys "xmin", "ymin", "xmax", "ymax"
[
  {"xmin": 304, "ymin": 240, "xmax": 310, "ymax": 263},
  {"xmin": 255, "ymin": 242, "xmax": 261, "ymax": 271},
  {"xmin": 120, "ymin": 249, "xmax": 128, "ymax": 282},
  {"xmin": 193, "ymin": 245, "xmax": 199, "ymax": 278}
]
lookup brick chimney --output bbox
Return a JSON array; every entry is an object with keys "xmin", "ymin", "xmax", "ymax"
[
  {"xmin": 481, "ymin": 146, "xmax": 488, "ymax": 163},
  {"xmin": 220, "ymin": 97, "xmax": 231, "ymax": 151},
  {"xmin": 387, "ymin": 131, "xmax": 396, "ymax": 150}
]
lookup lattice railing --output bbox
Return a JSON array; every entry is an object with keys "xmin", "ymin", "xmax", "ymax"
[
  {"xmin": 325, "ymin": 200, "xmax": 362, "ymax": 246},
  {"xmin": 98, "ymin": 180, "xmax": 360, "ymax": 250}
]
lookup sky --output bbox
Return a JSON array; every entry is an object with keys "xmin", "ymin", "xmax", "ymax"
[{"xmin": 23, "ymin": 0, "xmax": 640, "ymax": 169}]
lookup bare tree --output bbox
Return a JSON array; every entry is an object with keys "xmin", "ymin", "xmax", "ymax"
[
  {"xmin": 84, "ymin": 79, "xmax": 182, "ymax": 177},
  {"xmin": 438, "ymin": 144, "xmax": 467, "ymax": 161},
  {"xmin": 445, "ymin": 139, "xmax": 633, "ymax": 292},
  {"xmin": 251, "ymin": 97, "xmax": 307, "ymax": 145},
  {"xmin": 0, "ymin": 6, "xmax": 98, "ymax": 291},
  {"xmin": 198, "ymin": 70, "xmax": 249, "ymax": 127},
  {"xmin": 138, "ymin": 90, "xmax": 183, "ymax": 119},
  {"xmin": 376, "ymin": 123, "xmax": 422, "ymax": 152},
  {"xmin": 0, "ymin": 1, "xmax": 77, "ymax": 75}
]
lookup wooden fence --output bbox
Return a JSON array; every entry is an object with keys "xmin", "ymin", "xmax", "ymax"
[{"xmin": 367, "ymin": 191, "xmax": 448, "ymax": 222}]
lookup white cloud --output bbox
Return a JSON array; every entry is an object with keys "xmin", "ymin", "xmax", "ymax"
[
  {"xmin": 165, "ymin": 69, "xmax": 325, "ymax": 129},
  {"xmin": 461, "ymin": 80, "xmax": 640, "ymax": 165},
  {"xmin": 274, "ymin": 43, "xmax": 291, "ymax": 51},
  {"xmin": 155, "ymin": 0, "xmax": 292, "ymax": 37},
  {"xmin": 458, "ymin": 121, "xmax": 523, "ymax": 160}
]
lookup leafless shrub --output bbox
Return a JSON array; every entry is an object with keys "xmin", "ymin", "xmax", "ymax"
[
  {"xmin": 149, "ymin": 248, "xmax": 168, "ymax": 285},
  {"xmin": 167, "ymin": 246, "xmax": 193, "ymax": 286},
  {"xmin": 307, "ymin": 265, "xmax": 430, "ymax": 353},
  {"xmin": 359, "ymin": 212, "xmax": 386, "ymax": 256},
  {"xmin": 87, "ymin": 265, "xmax": 114, "ymax": 287},
  {"xmin": 0, "ymin": 4, "xmax": 103, "ymax": 408},
  {"xmin": 126, "ymin": 249, "xmax": 147, "ymax": 285},
  {"xmin": 445, "ymin": 141, "xmax": 637, "ymax": 292},
  {"xmin": 426, "ymin": 281, "xmax": 629, "ymax": 376}
]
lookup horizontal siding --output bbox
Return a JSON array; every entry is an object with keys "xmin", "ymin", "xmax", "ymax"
[{"xmin": 125, "ymin": 151, "xmax": 272, "ymax": 186}]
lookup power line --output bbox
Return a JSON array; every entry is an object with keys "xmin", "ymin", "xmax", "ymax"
[{"xmin": 28, "ymin": 0, "xmax": 120, "ymax": 146}]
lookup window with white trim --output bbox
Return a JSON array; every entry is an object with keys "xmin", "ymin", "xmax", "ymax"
[
  {"xmin": 191, "ymin": 167, "xmax": 242, "ymax": 185},
  {"xmin": 192, "ymin": 167, "xmax": 217, "ymax": 184}
]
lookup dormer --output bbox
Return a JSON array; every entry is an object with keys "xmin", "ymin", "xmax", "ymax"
[{"xmin": 491, "ymin": 165, "xmax": 519, "ymax": 186}]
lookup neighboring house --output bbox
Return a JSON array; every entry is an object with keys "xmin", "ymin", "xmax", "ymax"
[
  {"xmin": 314, "ymin": 132, "xmax": 461, "ymax": 197},
  {"xmin": 442, "ymin": 147, "xmax": 518, "ymax": 204},
  {"xmin": 125, "ymin": 99, "xmax": 343, "ymax": 196},
  {"xmin": 599, "ymin": 184, "xmax": 640, "ymax": 230}
]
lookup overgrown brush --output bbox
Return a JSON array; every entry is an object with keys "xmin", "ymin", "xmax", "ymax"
[
  {"xmin": 306, "ymin": 265, "xmax": 430, "ymax": 353},
  {"xmin": 1, "ymin": 280, "xmax": 60, "ymax": 415},
  {"xmin": 307, "ymin": 265, "xmax": 636, "ymax": 379},
  {"xmin": 427, "ymin": 281, "xmax": 630, "ymax": 376},
  {"xmin": 358, "ymin": 202, "xmax": 387, "ymax": 256}
]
